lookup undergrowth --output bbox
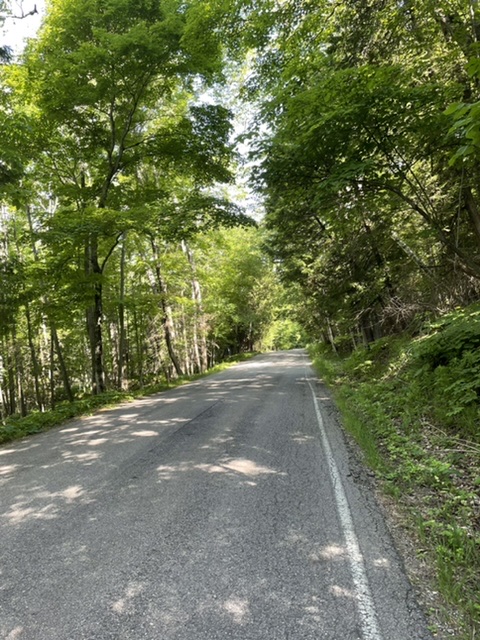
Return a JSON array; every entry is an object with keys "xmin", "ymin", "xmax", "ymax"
[
  {"xmin": 310, "ymin": 304, "xmax": 480, "ymax": 639},
  {"xmin": 0, "ymin": 352, "xmax": 257, "ymax": 446}
]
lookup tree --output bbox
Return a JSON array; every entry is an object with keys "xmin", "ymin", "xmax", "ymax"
[
  {"xmin": 227, "ymin": 0, "xmax": 480, "ymax": 345},
  {"xmin": 21, "ymin": 0, "xmax": 234, "ymax": 393}
]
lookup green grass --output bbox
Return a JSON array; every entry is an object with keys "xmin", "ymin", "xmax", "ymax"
[
  {"xmin": 0, "ymin": 352, "xmax": 258, "ymax": 446},
  {"xmin": 309, "ymin": 306, "xmax": 480, "ymax": 639}
]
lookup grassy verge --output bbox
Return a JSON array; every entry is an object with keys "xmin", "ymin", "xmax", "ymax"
[
  {"xmin": 0, "ymin": 352, "xmax": 258, "ymax": 446},
  {"xmin": 309, "ymin": 305, "xmax": 480, "ymax": 639}
]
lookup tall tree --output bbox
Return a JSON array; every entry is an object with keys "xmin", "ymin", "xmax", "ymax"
[{"xmin": 21, "ymin": 0, "xmax": 232, "ymax": 392}]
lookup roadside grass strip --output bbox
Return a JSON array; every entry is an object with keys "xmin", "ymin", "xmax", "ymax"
[{"xmin": 308, "ymin": 309, "xmax": 480, "ymax": 640}]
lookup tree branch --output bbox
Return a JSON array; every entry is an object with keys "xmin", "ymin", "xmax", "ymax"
[
  {"xmin": 100, "ymin": 231, "xmax": 124, "ymax": 273},
  {"xmin": 371, "ymin": 179, "xmax": 480, "ymax": 278},
  {"xmin": 9, "ymin": 4, "xmax": 38, "ymax": 19}
]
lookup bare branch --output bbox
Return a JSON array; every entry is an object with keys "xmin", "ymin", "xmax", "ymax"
[{"xmin": 9, "ymin": 3, "xmax": 38, "ymax": 19}]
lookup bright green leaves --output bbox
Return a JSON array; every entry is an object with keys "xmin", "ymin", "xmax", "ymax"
[
  {"xmin": 8, "ymin": 0, "xmax": 241, "ymax": 394},
  {"xmin": 446, "ymin": 101, "xmax": 480, "ymax": 164},
  {"xmin": 145, "ymin": 104, "xmax": 235, "ymax": 184},
  {"xmin": 21, "ymin": 0, "xmax": 237, "ymax": 219},
  {"xmin": 0, "ymin": 96, "xmax": 27, "ymax": 189},
  {"xmin": 260, "ymin": 62, "xmax": 449, "ymax": 236},
  {"xmin": 236, "ymin": 0, "xmax": 480, "ymax": 348},
  {"xmin": 29, "ymin": 2, "xmax": 179, "ymax": 131},
  {"xmin": 179, "ymin": 1, "xmax": 225, "ymax": 79}
]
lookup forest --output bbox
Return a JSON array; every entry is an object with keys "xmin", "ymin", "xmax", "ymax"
[
  {"xmin": 0, "ymin": 0, "xmax": 307, "ymax": 418},
  {"xmin": 1, "ymin": 2, "xmax": 480, "ymax": 634},
  {"xmin": 1, "ymin": 0, "xmax": 480, "ymax": 413}
]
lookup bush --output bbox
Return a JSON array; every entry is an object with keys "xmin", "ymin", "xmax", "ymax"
[
  {"xmin": 408, "ymin": 306, "xmax": 480, "ymax": 438},
  {"xmin": 412, "ymin": 305, "xmax": 480, "ymax": 369}
]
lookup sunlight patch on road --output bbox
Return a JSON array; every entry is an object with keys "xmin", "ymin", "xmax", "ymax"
[
  {"xmin": 304, "ymin": 604, "xmax": 322, "ymax": 622},
  {"xmin": 318, "ymin": 544, "xmax": 346, "ymax": 560},
  {"xmin": 2, "ymin": 485, "xmax": 90, "ymax": 525},
  {"xmin": 222, "ymin": 597, "xmax": 250, "ymax": 624},
  {"xmin": 66, "ymin": 436, "xmax": 108, "ymax": 447},
  {"xmin": 132, "ymin": 430, "xmax": 158, "ymax": 437},
  {"xmin": 59, "ymin": 485, "xmax": 85, "ymax": 502},
  {"xmin": 5, "ymin": 626, "xmax": 24, "ymax": 640},
  {"xmin": 111, "ymin": 582, "xmax": 145, "ymax": 614},
  {"xmin": 221, "ymin": 458, "xmax": 279, "ymax": 477},
  {"xmin": 157, "ymin": 457, "xmax": 282, "ymax": 481},
  {"xmin": 330, "ymin": 585, "xmax": 357, "ymax": 598},
  {"xmin": 373, "ymin": 558, "xmax": 390, "ymax": 568},
  {"xmin": 0, "ymin": 465, "xmax": 18, "ymax": 476},
  {"xmin": 87, "ymin": 438, "xmax": 109, "ymax": 446},
  {"xmin": 62, "ymin": 451, "xmax": 101, "ymax": 463},
  {"xmin": 5, "ymin": 503, "xmax": 56, "ymax": 524},
  {"xmin": 291, "ymin": 432, "xmax": 316, "ymax": 444},
  {"xmin": 0, "ymin": 444, "xmax": 40, "ymax": 456},
  {"xmin": 200, "ymin": 433, "xmax": 234, "ymax": 450}
]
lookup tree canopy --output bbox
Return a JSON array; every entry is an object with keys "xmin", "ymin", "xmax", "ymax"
[
  {"xmin": 1, "ymin": 0, "xmax": 480, "ymax": 415},
  {"xmin": 228, "ymin": 0, "xmax": 480, "ymax": 346}
]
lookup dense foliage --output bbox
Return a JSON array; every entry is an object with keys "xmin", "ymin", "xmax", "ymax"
[
  {"xmin": 0, "ymin": 0, "xmax": 302, "ymax": 419},
  {"xmin": 231, "ymin": 0, "xmax": 480, "ymax": 348}
]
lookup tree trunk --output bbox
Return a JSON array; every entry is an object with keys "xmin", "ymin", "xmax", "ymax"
[
  {"xmin": 180, "ymin": 304, "xmax": 192, "ymax": 376},
  {"xmin": 191, "ymin": 320, "xmax": 202, "ymax": 374},
  {"xmin": 88, "ymin": 284, "xmax": 105, "ymax": 395},
  {"xmin": 49, "ymin": 329, "xmax": 55, "ymax": 409},
  {"xmin": 464, "ymin": 186, "xmax": 480, "ymax": 247},
  {"xmin": 52, "ymin": 326, "xmax": 74, "ymax": 402},
  {"xmin": 24, "ymin": 300, "xmax": 44, "ymax": 411},
  {"xmin": 182, "ymin": 241, "xmax": 208, "ymax": 372},
  {"xmin": 326, "ymin": 317, "xmax": 338, "ymax": 354},
  {"xmin": 85, "ymin": 234, "xmax": 106, "ymax": 395},
  {"xmin": 0, "ymin": 353, "xmax": 6, "ymax": 422},
  {"xmin": 118, "ymin": 234, "xmax": 128, "ymax": 390},
  {"xmin": 132, "ymin": 306, "xmax": 144, "ymax": 387},
  {"xmin": 7, "ymin": 341, "xmax": 16, "ymax": 416},
  {"xmin": 150, "ymin": 238, "xmax": 183, "ymax": 377},
  {"xmin": 12, "ymin": 328, "xmax": 27, "ymax": 417},
  {"xmin": 158, "ymin": 269, "xmax": 184, "ymax": 377}
]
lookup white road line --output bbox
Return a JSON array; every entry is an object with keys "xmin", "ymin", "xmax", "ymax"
[{"xmin": 306, "ymin": 376, "xmax": 382, "ymax": 640}]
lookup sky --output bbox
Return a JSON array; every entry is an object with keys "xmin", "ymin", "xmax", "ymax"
[{"xmin": 2, "ymin": 0, "xmax": 45, "ymax": 53}]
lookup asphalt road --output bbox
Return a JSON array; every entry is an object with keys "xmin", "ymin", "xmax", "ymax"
[{"xmin": 0, "ymin": 349, "xmax": 433, "ymax": 639}]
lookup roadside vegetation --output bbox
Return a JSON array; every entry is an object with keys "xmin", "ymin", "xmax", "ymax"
[{"xmin": 311, "ymin": 304, "xmax": 480, "ymax": 639}]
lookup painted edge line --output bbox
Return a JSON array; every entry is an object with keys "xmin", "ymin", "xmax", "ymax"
[{"xmin": 306, "ymin": 375, "xmax": 382, "ymax": 640}]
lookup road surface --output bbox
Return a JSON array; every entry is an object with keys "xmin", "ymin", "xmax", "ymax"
[{"xmin": 0, "ymin": 350, "xmax": 432, "ymax": 639}]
